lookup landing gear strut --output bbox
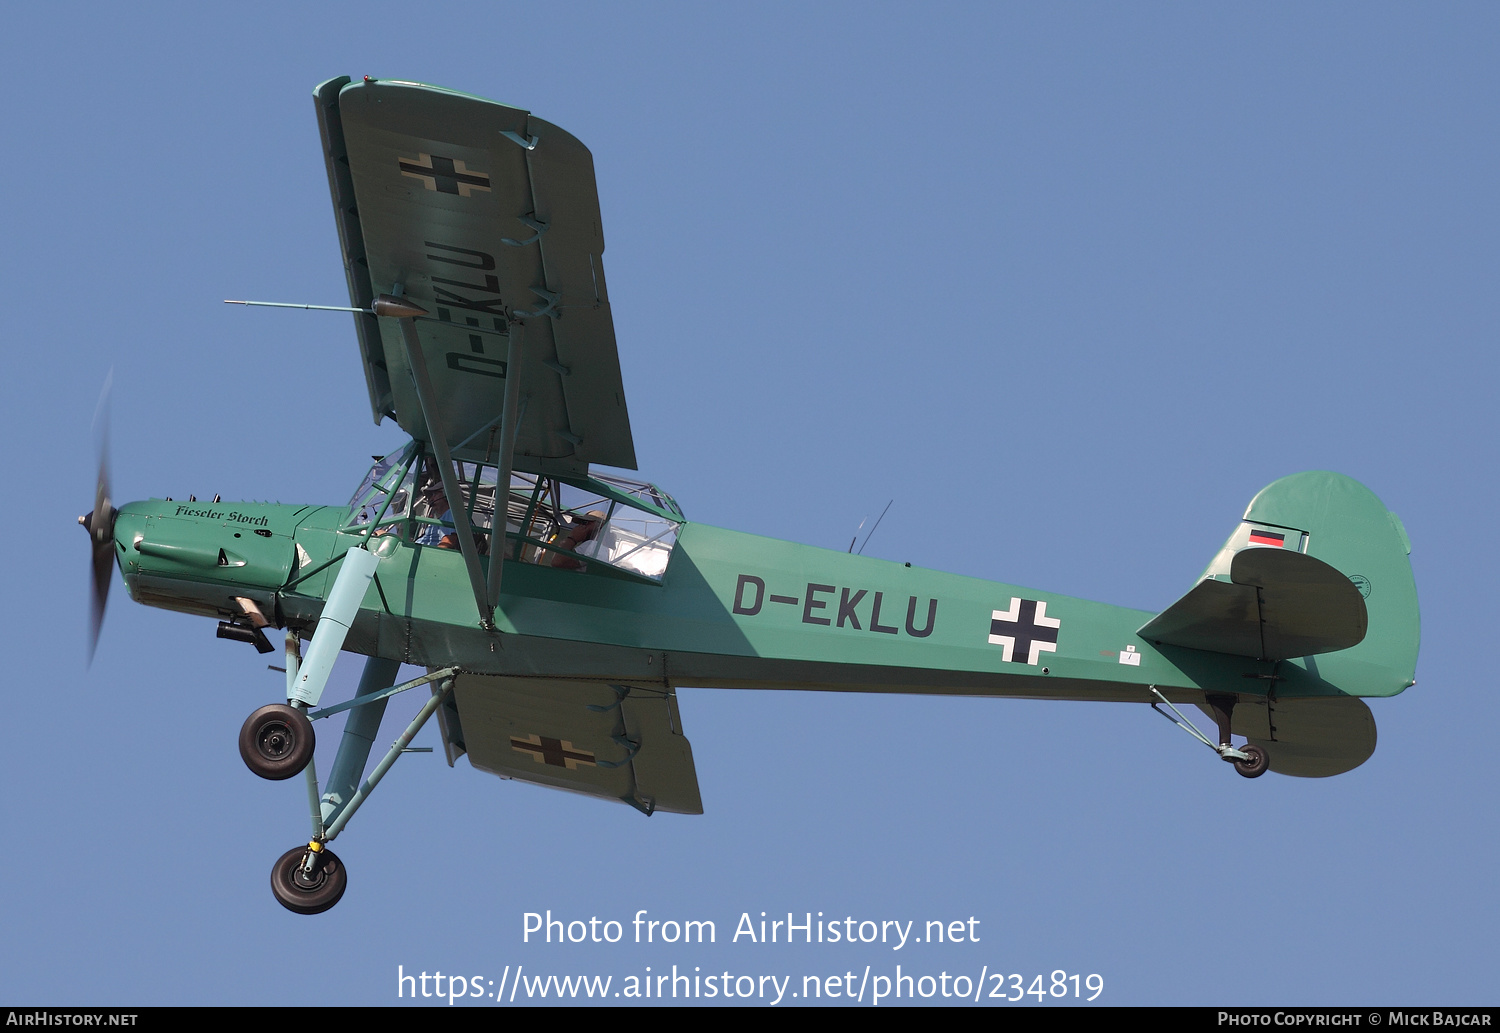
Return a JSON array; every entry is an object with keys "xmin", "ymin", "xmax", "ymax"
[
  {"xmin": 1150, "ymin": 687, "xmax": 1271, "ymax": 779},
  {"xmin": 250, "ymin": 655, "xmax": 460, "ymax": 914}
]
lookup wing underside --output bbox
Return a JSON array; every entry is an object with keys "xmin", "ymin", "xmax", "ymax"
[
  {"xmin": 435, "ymin": 673, "xmax": 703, "ymax": 815},
  {"xmin": 314, "ymin": 76, "xmax": 636, "ymax": 473}
]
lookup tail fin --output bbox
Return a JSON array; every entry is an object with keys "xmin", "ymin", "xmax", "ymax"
[
  {"xmin": 1143, "ymin": 471, "xmax": 1418, "ymax": 698},
  {"xmin": 1240, "ymin": 471, "xmax": 1418, "ymax": 698}
]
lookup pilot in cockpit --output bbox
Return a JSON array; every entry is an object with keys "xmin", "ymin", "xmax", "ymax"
[
  {"xmin": 549, "ymin": 510, "xmax": 605, "ymax": 569},
  {"xmin": 413, "ymin": 463, "xmax": 458, "ymax": 549}
]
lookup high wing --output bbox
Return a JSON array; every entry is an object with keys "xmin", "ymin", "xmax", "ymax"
[
  {"xmin": 434, "ymin": 674, "xmax": 703, "ymax": 815},
  {"xmin": 315, "ymin": 76, "xmax": 636, "ymax": 473}
]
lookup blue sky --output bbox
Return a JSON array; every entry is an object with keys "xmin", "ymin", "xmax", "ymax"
[{"xmin": 2, "ymin": 2, "xmax": 1496, "ymax": 1006}]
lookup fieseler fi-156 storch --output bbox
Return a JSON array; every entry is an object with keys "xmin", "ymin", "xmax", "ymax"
[{"xmin": 80, "ymin": 77, "xmax": 1420, "ymax": 914}]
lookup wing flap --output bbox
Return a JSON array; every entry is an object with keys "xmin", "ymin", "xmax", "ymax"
[
  {"xmin": 1141, "ymin": 547, "xmax": 1367, "ymax": 660},
  {"xmin": 449, "ymin": 674, "xmax": 702, "ymax": 815}
]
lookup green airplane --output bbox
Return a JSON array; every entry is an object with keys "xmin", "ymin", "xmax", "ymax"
[{"xmin": 79, "ymin": 77, "xmax": 1420, "ymax": 915}]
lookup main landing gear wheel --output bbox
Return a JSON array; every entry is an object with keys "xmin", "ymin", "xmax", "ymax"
[
  {"xmin": 238, "ymin": 704, "xmax": 315, "ymax": 780},
  {"xmin": 271, "ymin": 845, "xmax": 347, "ymax": 915},
  {"xmin": 1233, "ymin": 744, "xmax": 1270, "ymax": 779}
]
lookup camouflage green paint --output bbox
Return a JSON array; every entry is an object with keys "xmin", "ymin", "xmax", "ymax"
[{"xmin": 109, "ymin": 468, "xmax": 1416, "ymax": 708}]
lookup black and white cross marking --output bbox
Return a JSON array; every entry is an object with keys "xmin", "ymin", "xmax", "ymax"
[
  {"xmin": 510, "ymin": 733, "xmax": 597, "ymax": 770},
  {"xmin": 399, "ymin": 153, "xmax": 492, "ymax": 197},
  {"xmin": 988, "ymin": 597, "xmax": 1061, "ymax": 665}
]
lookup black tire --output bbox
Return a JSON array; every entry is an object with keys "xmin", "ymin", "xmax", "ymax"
[
  {"xmin": 1233, "ymin": 743, "xmax": 1270, "ymax": 779},
  {"xmin": 271, "ymin": 846, "xmax": 347, "ymax": 915},
  {"xmin": 238, "ymin": 704, "xmax": 315, "ymax": 780}
]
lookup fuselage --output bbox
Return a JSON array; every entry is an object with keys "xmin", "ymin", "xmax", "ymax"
[{"xmin": 110, "ymin": 493, "xmax": 1288, "ymax": 707}]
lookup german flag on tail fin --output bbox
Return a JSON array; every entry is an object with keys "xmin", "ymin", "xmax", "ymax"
[{"xmin": 1143, "ymin": 471, "xmax": 1418, "ymax": 699}]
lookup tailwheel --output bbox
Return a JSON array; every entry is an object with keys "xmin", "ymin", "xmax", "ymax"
[
  {"xmin": 1149, "ymin": 687, "xmax": 1275, "ymax": 781},
  {"xmin": 1233, "ymin": 743, "xmax": 1270, "ymax": 779},
  {"xmin": 271, "ymin": 844, "xmax": 347, "ymax": 914},
  {"xmin": 239, "ymin": 704, "xmax": 315, "ymax": 780}
]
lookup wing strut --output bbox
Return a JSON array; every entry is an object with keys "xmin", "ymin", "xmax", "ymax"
[
  {"xmin": 486, "ymin": 322, "xmax": 525, "ymax": 607},
  {"xmin": 376, "ymin": 293, "xmax": 496, "ymax": 631}
]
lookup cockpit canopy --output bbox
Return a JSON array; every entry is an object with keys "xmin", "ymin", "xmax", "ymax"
[{"xmin": 343, "ymin": 442, "xmax": 683, "ymax": 582}]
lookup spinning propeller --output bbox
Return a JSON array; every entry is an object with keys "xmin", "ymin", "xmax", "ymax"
[{"xmin": 79, "ymin": 375, "xmax": 116, "ymax": 663}]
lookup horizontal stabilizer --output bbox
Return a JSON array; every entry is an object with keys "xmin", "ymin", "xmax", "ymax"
[
  {"xmin": 1200, "ymin": 695, "xmax": 1377, "ymax": 777},
  {"xmin": 1141, "ymin": 547, "xmax": 1367, "ymax": 660}
]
